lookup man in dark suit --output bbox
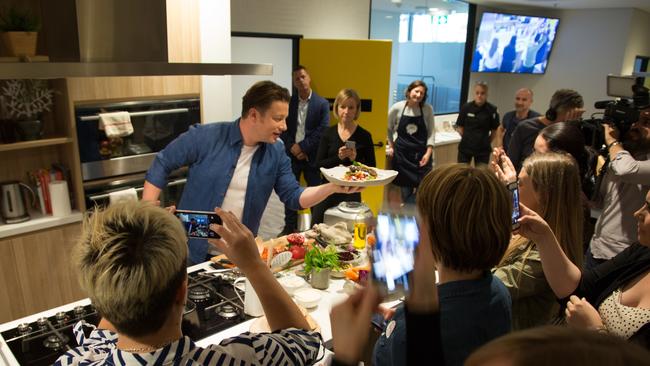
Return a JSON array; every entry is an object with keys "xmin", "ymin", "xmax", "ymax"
[{"xmin": 280, "ymin": 65, "xmax": 330, "ymax": 234}]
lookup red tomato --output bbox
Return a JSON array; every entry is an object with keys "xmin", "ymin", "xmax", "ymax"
[
  {"xmin": 290, "ymin": 245, "xmax": 306, "ymax": 260},
  {"xmin": 286, "ymin": 233, "xmax": 305, "ymax": 246}
]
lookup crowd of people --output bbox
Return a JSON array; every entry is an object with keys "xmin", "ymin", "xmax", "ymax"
[{"xmin": 53, "ymin": 73, "xmax": 650, "ymax": 366}]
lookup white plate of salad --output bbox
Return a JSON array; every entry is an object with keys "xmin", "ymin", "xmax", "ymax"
[{"xmin": 320, "ymin": 162, "xmax": 398, "ymax": 187}]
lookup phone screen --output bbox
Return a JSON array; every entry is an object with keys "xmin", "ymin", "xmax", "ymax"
[
  {"xmin": 174, "ymin": 210, "xmax": 222, "ymax": 239},
  {"xmin": 371, "ymin": 214, "xmax": 419, "ymax": 296},
  {"xmin": 511, "ymin": 188, "xmax": 521, "ymax": 230}
]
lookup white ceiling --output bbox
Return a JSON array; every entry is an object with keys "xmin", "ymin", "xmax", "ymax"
[{"xmin": 373, "ymin": 0, "xmax": 650, "ymax": 14}]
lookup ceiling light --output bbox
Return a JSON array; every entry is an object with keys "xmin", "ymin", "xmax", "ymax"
[{"xmin": 429, "ymin": 7, "xmax": 439, "ymax": 12}]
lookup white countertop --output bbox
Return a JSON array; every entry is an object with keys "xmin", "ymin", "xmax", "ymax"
[
  {"xmin": 0, "ymin": 211, "xmax": 83, "ymax": 239},
  {"xmin": 0, "ymin": 261, "xmax": 379, "ymax": 366},
  {"xmin": 433, "ymin": 131, "xmax": 461, "ymax": 147}
]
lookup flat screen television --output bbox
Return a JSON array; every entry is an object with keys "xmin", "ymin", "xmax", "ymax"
[{"xmin": 471, "ymin": 12, "xmax": 560, "ymax": 74}]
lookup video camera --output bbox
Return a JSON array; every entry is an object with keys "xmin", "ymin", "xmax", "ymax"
[{"xmin": 581, "ymin": 76, "xmax": 649, "ymax": 151}]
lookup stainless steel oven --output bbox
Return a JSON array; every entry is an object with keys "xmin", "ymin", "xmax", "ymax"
[{"xmin": 75, "ymin": 97, "xmax": 200, "ymax": 209}]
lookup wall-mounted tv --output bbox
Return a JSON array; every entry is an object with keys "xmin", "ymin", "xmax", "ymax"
[{"xmin": 471, "ymin": 12, "xmax": 560, "ymax": 74}]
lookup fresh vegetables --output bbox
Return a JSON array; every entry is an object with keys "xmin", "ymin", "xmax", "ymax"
[
  {"xmin": 286, "ymin": 233, "xmax": 305, "ymax": 246},
  {"xmin": 343, "ymin": 161, "xmax": 378, "ymax": 182},
  {"xmin": 289, "ymin": 245, "xmax": 306, "ymax": 260},
  {"xmin": 304, "ymin": 245, "xmax": 341, "ymax": 273}
]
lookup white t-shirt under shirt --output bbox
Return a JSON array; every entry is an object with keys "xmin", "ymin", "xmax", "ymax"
[{"xmin": 209, "ymin": 144, "xmax": 259, "ymax": 255}]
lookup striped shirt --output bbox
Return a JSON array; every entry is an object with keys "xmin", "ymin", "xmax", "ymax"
[{"xmin": 54, "ymin": 321, "xmax": 323, "ymax": 365}]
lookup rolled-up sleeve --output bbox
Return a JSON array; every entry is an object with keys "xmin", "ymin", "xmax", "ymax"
[
  {"xmin": 145, "ymin": 124, "xmax": 203, "ymax": 188},
  {"xmin": 609, "ymin": 151, "xmax": 650, "ymax": 185}
]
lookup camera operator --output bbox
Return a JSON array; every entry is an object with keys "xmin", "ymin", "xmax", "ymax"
[{"xmin": 586, "ymin": 107, "xmax": 650, "ymax": 271}]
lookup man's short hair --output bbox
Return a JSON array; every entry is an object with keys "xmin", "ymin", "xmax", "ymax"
[
  {"xmin": 293, "ymin": 65, "xmax": 308, "ymax": 73},
  {"xmin": 73, "ymin": 201, "xmax": 188, "ymax": 337},
  {"xmin": 416, "ymin": 165, "xmax": 511, "ymax": 272},
  {"xmin": 333, "ymin": 88, "xmax": 362, "ymax": 121},
  {"xmin": 549, "ymin": 89, "xmax": 583, "ymax": 114},
  {"xmin": 475, "ymin": 81, "xmax": 489, "ymax": 92},
  {"xmin": 241, "ymin": 80, "xmax": 291, "ymax": 117}
]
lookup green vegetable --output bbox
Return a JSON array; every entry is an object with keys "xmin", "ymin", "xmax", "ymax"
[{"xmin": 304, "ymin": 245, "xmax": 341, "ymax": 273}]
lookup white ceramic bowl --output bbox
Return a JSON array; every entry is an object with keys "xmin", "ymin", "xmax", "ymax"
[
  {"xmin": 293, "ymin": 288, "xmax": 322, "ymax": 309},
  {"xmin": 278, "ymin": 275, "xmax": 306, "ymax": 295}
]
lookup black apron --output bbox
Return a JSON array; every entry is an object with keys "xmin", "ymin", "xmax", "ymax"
[{"xmin": 392, "ymin": 104, "xmax": 431, "ymax": 188}]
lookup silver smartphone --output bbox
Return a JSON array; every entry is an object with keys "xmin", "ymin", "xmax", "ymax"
[{"xmin": 345, "ymin": 140, "xmax": 356, "ymax": 149}]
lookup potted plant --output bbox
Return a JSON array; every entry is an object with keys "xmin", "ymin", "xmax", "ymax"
[
  {"xmin": 1, "ymin": 79, "xmax": 54, "ymax": 141},
  {"xmin": 0, "ymin": 6, "xmax": 40, "ymax": 57},
  {"xmin": 304, "ymin": 245, "xmax": 340, "ymax": 290}
]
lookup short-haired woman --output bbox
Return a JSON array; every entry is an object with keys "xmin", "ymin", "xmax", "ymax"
[
  {"xmin": 55, "ymin": 201, "xmax": 322, "ymax": 365},
  {"xmin": 312, "ymin": 88, "xmax": 376, "ymax": 224},
  {"xmin": 387, "ymin": 80, "xmax": 435, "ymax": 204},
  {"xmin": 372, "ymin": 165, "xmax": 512, "ymax": 366}
]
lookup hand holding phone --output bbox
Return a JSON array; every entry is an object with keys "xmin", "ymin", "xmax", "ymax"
[
  {"xmin": 371, "ymin": 214, "xmax": 419, "ymax": 297},
  {"xmin": 174, "ymin": 209, "xmax": 222, "ymax": 239}
]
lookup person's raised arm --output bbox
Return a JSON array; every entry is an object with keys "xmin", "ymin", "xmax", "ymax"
[
  {"xmin": 209, "ymin": 208, "xmax": 309, "ymax": 331},
  {"xmin": 517, "ymin": 203, "xmax": 582, "ymax": 298}
]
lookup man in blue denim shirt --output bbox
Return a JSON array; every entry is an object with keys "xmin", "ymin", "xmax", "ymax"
[{"xmin": 143, "ymin": 81, "xmax": 360, "ymax": 264}]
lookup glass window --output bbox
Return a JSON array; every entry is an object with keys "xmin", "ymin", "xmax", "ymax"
[{"xmin": 371, "ymin": 0, "xmax": 470, "ymax": 114}]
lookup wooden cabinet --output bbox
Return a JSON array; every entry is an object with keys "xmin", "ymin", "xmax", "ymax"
[
  {"xmin": 0, "ymin": 222, "xmax": 85, "ymax": 323},
  {"xmin": 434, "ymin": 142, "xmax": 459, "ymax": 166}
]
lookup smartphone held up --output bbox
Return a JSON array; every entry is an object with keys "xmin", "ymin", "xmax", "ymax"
[
  {"xmin": 174, "ymin": 210, "xmax": 222, "ymax": 239},
  {"xmin": 370, "ymin": 213, "xmax": 419, "ymax": 298}
]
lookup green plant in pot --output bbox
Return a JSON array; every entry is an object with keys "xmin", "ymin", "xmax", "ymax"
[
  {"xmin": 1, "ymin": 79, "xmax": 54, "ymax": 141},
  {"xmin": 304, "ymin": 245, "xmax": 340, "ymax": 290},
  {"xmin": 0, "ymin": 6, "xmax": 40, "ymax": 57}
]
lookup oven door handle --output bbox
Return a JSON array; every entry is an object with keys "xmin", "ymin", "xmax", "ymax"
[
  {"xmin": 79, "ymin": 108, "xmax": 189, "ymax": 122},
  {"xmin": 87, "ymin": 178, "xmax": 186, "ymax": 202}
]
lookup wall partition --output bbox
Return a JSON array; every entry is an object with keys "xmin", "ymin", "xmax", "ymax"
[{"xmin": 370, "ymin": 0, "xmax": 474, "ymax": 115}]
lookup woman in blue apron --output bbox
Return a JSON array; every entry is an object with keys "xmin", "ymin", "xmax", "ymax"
[{"xmin": 387, "ymin": 80, "xmax": 435, "ymax": 204}]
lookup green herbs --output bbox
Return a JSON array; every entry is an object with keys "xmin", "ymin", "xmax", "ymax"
[
  {"xmin": 0, "ymin": 6, "xmax": 40, "ymax": 32},
  {"xmin": 304, "ymin": 245, "xmax": 340, "ymax": 273}
]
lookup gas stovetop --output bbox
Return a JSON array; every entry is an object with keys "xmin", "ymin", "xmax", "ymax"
[{"xmin": 0, "ymin": 267, "xmax": 248, "ymax": 366}]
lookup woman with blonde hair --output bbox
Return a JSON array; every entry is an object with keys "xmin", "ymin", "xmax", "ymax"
[
  {"xmin": 312, "ymin": 88, "xmax": 375, "ymax": 224},
  {"xmin": 492, "ymin": 151, "xmax": 584, "ymax": 329}
]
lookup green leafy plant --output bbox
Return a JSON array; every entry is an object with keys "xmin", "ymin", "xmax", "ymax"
[
  {"xmin": 0, "ymin": 6, "xmax": 40, "ymax": 32},
  {"xmin": 304, "ymin": 245, "xmax": 341, "ymax": 273}
]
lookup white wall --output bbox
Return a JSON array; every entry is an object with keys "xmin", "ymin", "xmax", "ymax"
[
  {"xmin": 468, "ymin": 7, "xmax": 641, "ymax": 117},
  {"xmin": 622, "ymin": 9, "xmax": 650, "ymax": 75},
  {"xmin": 231, "ymin": 0, "xmax": 370, "ymax": 39}
]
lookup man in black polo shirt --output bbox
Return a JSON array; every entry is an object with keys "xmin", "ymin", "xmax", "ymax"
[
  {"xmin": 456, "ymin": 82, "xmax": 500, "ymax": 165},
  {"xmin": 507, "ymin": 89, "xmax": 584, "ymax": 172},
  {"xmin": 499, "ymin": 88, "xmax": 541, "ymax": 153}
]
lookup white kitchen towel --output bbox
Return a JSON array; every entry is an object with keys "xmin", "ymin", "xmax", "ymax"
[
  {"xmin": 98, "ymin": 111, "xmax": 133, "ymax": 138},
  {"xmin": 49, "ymin": 180, "xmax": 72, "ymax": 217},
  {"xmin": 108, "ymin": 188, "xmax": 138, "ymax": 206}
]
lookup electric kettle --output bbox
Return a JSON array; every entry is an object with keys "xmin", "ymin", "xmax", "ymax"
[{"xmin": 0, "ymin": 181, "xmax": 36, "ymax": 224}]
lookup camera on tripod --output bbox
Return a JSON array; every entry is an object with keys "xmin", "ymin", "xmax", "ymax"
[{"xmin": 581, "ymin": 76, "xmax": 649, "ymax": 151}]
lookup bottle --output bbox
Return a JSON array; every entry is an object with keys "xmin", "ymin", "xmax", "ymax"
[{"xmin": 353, "ymin": 220, "xmax": 367, "ymax": 249}]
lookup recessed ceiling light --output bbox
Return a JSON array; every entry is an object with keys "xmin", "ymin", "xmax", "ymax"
[
  {"xmin": 385, "ymin": 15, "xmax": 394, "ymax": 19},
  {"xmin": 429, "ymin": 7, "xmax": 439, "ymax": 12}
]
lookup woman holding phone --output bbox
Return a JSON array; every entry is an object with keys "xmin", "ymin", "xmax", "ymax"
[
  {"xmin": 491, "ymin": 151, "xmax": 584, "ymax": 330},
  {"xmin": 312, "ymin": 88, "xmax": 375, "ymax": 225},
  {"xmin": 387, "ymin": 80, "xmax": 435, "ymax": 205}
]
